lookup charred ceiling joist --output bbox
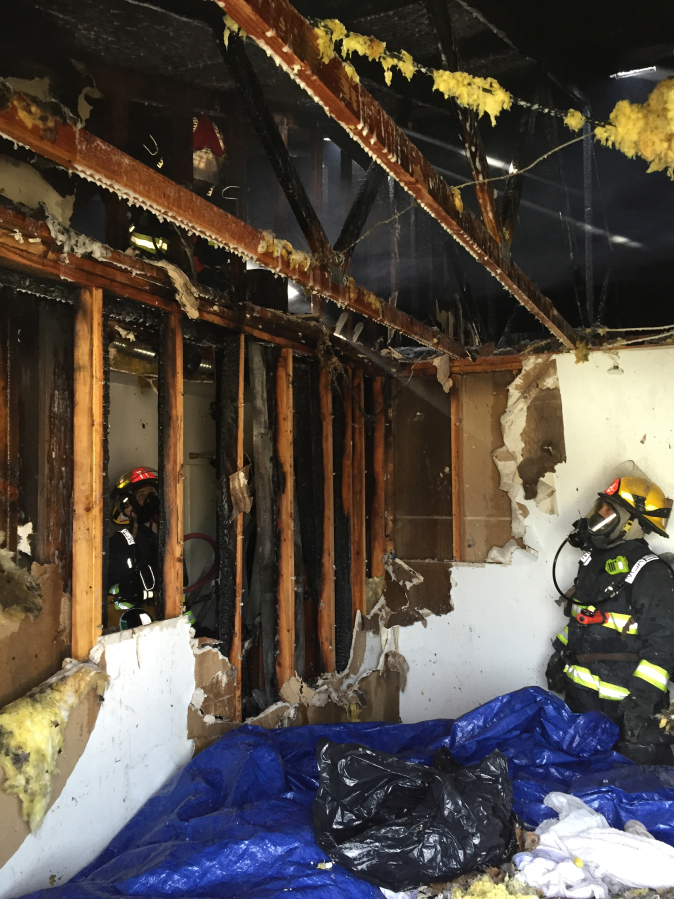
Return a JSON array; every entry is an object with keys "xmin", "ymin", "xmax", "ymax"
[
  {"xmin": 0, "ymin": 88, "xmax": 466, "ymax": 358},
  {"xmin": 211, "ymin": 0, "xmax": 578, "ymax": 350}
]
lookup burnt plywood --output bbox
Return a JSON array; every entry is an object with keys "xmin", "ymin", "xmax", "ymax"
[
  {"xmin": 392, "ymin": 378, "xmax": 452, "ymax": 560},
  {"xmin": 458, "ymin": 371, "xmax": 514, "ymax": 561}
]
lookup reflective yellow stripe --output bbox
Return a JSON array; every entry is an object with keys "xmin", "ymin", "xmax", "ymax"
[
  {"xmin": 603, "ymin": 612, "xmax": 638, "ymax": 634},
  {"xmin": 564, "ymin": 664, "xmax": 600, "ymax": 691},
  {"xmin": 598, "ymin": 681, "xmax": 630, "ymax": 701},
  {"xmin": 634, "ymin": 660, "xmax": 670, "ymax": 691},
  {"xmin": 556, "ymin": 626, "xmax": 569, "ymax": 646},
  {"xmin": 565, "ymin": 665, "xmax": 630, "ymax": 700},
  {"xmin": 570, "ymin": 603, "xmax": 638, "ymax": 634}
]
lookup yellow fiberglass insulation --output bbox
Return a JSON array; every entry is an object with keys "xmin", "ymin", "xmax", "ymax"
[
  {"xmin": 0, "ymin": 537, "xmax": 42, "ymax": 621},
  {"xmin": 0, "ymin": 659, "xmax": 108, "ymax": 832},
  {"xmin": 564, "ymin": 109, "xmax": 586, "ymax": 132},
  {"xmin": 595, "ymin": 78, "xmax": 674, "ymax": 177},
  {"xmin": 453, "ymin": 875, "xmax": 540, "ymax": 899},
  {"xmin": 341, "ymin": 32, "xmax": 385, "ymax": 62},
  {"xmin": 432, "ymin": 70, "xmax": 512, "ymax": 125}
]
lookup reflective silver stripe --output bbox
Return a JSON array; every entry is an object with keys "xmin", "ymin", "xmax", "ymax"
[
  {"xmin": 634, "ymin": 660, "xmax": 670, "ymax": 691},
  {"xmin": 603, "ymin": 612, "xmax": 638, "ymax": 635},
  {"xmin": 564, "ymin": 664, "xmax": 600, "ymax": 691},
  {"xmin": 625, "ymin": 554, "xmax": 658, "ymax": 584},
  {"xmin": 121, "ymin": 528, "xmax": 135, "ymax": 546},
  {"xmin": 580, "ymin": 551, "xmax": 592, "ymax": 566},
  {"xmin": 598, "ymin": 681, "xmax": 630, "ymax": 701}
]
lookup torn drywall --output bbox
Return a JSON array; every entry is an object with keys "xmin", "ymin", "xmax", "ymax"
[
  {"xmin": 187, "ymin": 637, "xmax": 238, "ymax": 753},
  {"xmin": 381, "ymin": 555, "xmax": 452, "ymax": 626},
  {"xmin": 433, "ymin": 355, "xmax": 453, "ymax": 393},
  {"xmin": 0, "ymin": 659, "xmax": 108, "ymax": 832},
  {"xmin": 490, "ymin": 356, "xmax": 566, "ymax": 557},
  {"xmin": 229, "ymin": 466, "xmax": 252, "ymax": 519},
  {"xmin": 0, "ymin": 156, "xmax": 74, "ymax": 226}
]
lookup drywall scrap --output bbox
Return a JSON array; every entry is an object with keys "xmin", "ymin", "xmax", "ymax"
[
  {"xmin": 273, "ymin": 603, "xmax": 406, "ymax": 726},
  {"xmin": 0, "ymin": 156, "xmax": 74, "ymax": 226},
  {"xmin": 188, "ymin": 638, "xmax": 238, "ymax": 753},
  {"xmin": 0, "ymin": 538, "xmax": 42, "ymax": 622},
  {"xmin": 0, "ymin": 659, "xmax": 108, "ymax": 832},
  {"xmin": 229, "ymin": 466, "xmax": 253, "ymax": 519},
  {"xmin": 381, "ymin": 554, "xmax": 452, "ymax": 626},
  {"xmin": 490, "ymin": 355, "xmax": 566, "ymax": 557}
]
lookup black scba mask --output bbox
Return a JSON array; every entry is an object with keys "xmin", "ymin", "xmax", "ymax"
[{"xmin": 133, "ymin": 489, "xmax": 160, "ymax": 524}]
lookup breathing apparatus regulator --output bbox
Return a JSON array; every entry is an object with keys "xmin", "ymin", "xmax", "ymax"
[{"xmin": 551, "ymin": 470, "xmax": 673, "ymax": 600}]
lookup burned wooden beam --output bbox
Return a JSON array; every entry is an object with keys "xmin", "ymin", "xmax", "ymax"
[
  {"xmin": 333, "ymin": 369, "xmax": 353, "ymax": 670},
  {"xmin": 221, "ymin": 35, "xmax": 331, "ymax": 260},
  {"xmin": 370, "ymin": 376, "xmax": 386, "ymax": 580},
  {"xmin": 275, "ymin": 347, "xmax": 295, "ymax": 687},
  {"xmin": 333, "ymin": 161, "xmax": 387, "ymax": 268},
  {"xmin": 72, "ymin": 287, "xmax": 104, "ymax": 658},
  {"xmin": 0, "ymin": 93, "xmax": 466, "ymax": 357},
  {"xmin": 249, "ymin": 340, "xmax": 279, "ymax": 705},
  {"xmin": 350, "ymin": 369, "xmax": 366, "ymax": 623},
  {"xmin": 318, "ymin": 366, "xmax": 336, "ymax": 673},
  {"xmin": 425, "ymin": 0, "xmax": 502, "ymax": 244},
  {"xmin": 212, "ymin": 0, "xmax": 576, "ymax": 349},
  {"xmin": 158, "ymin": 311, "xmax": 185, "ymax": 620},
  {"xmin": 216, "ymin": 331, "xmax": 245, "ymax": 719}
]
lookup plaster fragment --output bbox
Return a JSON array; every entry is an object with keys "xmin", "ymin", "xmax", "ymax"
[
  {"xmin": 433, "ymin": 354, "xmax": 453, "ymax": 393},
  {"xmin": 0, "ymin": 533, "xmax": 42, "ymax": 620},
  {"xmin": 229, "ymin": 465, "xmax": 253, "ymax": 519}
]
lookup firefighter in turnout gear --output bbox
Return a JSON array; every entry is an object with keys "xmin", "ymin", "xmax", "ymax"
[
  {"xmin": 107, "ymin": 467, "xmax": 160, "ymax": 630},
  {"xmin": 547, "ymin": 473, "xmax": 674, "ymax": 764}
]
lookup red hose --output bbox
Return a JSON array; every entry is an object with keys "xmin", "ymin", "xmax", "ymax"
[{"xmin": 183, "ymin": 532, "xmax": 218, "ymax": 593}]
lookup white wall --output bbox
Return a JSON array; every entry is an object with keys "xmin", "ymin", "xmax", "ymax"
[
  {"xmin": 0, "ymin": 617, "xmax": 195, "ymax": 899},
  {"xmin": 400, "ymin": 346, "xmax": 674, "ymax": 722}
]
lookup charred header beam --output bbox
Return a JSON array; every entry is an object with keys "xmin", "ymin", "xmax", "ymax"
[
  {"xmin": 211, "ymin": 0, "xmax": 577, "ymax": 349},
  {"xmin": 0, "ymin": 92, "xmax": 464, "ymax": 357}
]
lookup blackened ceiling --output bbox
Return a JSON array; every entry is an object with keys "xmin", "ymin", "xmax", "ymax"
[{"xmin": 1, "ymin": 0, "xmax": 674, "ymax": 341}]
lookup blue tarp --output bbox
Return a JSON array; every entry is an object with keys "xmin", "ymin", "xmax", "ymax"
[{"xmin": 20, "ymin": 687, "xmax": 674, "ymax": 898}]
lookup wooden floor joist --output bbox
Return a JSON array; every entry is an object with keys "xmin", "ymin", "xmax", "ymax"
[
  {"xmin": 72, "ymin": 287, "xmax": 104, "ymax": 659},
  {"xmin": 213, "ymin": 0, "xmax": 577, "ymax": 350},
  {"xmin": 0, "ymin": 94, "xmax": 466, "ymax": 358}
]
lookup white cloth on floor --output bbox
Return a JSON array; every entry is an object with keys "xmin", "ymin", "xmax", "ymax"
[{"xmin": 514, "ymin": 792, "xmax": 674, "ymax": 898}]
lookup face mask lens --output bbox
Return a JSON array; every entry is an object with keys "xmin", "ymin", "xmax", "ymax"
[{"xmin": 586, "ymin": 499, "xmax": 618, "ymax": 535}]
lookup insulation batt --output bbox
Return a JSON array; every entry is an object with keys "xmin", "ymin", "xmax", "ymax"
[
  {"xmin": 0, "ymin": 659, "xmax": 108, "ymax": 832},
  {"xmin": 514, "ymin": 793, "xmax": 674, "ymax": 897}
]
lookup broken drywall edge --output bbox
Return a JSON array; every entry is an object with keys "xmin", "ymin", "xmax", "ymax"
[
  {"xmin": 90, "ymin": 615, "xmax": 190, "ymax": 665},
  {"xmin": 384, "ymin": 554, "xmax": 424, "ymax": 590},
  {"xmin": 0, "ymin": 157, "xmax": 74, "ymax": 226},
  {"xmin": 154, "ymin": 260, "xmax": 200, "ymax": 319},
  {"xmin": 190, "ymin": 687, "xmax": 206, "ymax": 711},
  {"xmin": 433, "ymin": 355, "xmax": 453, "ymax": 393},
  {"xmin": 0, "ymin": 659, "xmax": 108, "ymax": 832}
]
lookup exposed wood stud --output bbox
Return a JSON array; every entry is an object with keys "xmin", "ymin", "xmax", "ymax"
[
  {"xmin": 383, "ymin": 377, "xmax": 395, "ymax": 556},
  {"xmin": 450, "ymin": 374, "xmax": 464, "ymax": 563},
  {"xmin": 158, "ymin": 311, "xmax": 184, "ymax": 620},
  {"xmin": 216, "ymin": 331, "xmax": 245, "ymax": 721},
  {"xmin": 249, "ymin": 340, "xmax": 279, "ymax": 705},
  {"xmin": 275, "ymin": 347, "xmax": 295, "ymax": 687},
  {"xmin": 72, "ymin": 287, "xmax": 104, "ymax": 659},
  {"xmin": 333, "ymin": 370, "xmax": 353, "ymax": 670},
  {"xmin": 0, "ymin": 96, "xmax": 466, "ymax": 357},
  {"xmin": 318, "ymin": 367, "xmax": 336, "ymax": 672},
  {"xmin": 370, "ymin": 376, "xmax": 386, "ymax": 579},
  {"xmin": 351, "ymin": 369, "xmax": 366, "ymax": 622},
  {"xmin": 210, "ymin": 0, "xmax": 576, "ymax": 349}
]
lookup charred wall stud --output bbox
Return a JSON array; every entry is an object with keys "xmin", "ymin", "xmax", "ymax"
[
  {"xmin": 318, "ymin": 366, "xmax": 336, "ymax": 673},
  {"xmin": 215, "ymin": 331, "xmax": 245, "ymax": 719},
  {"xmin": 333, "ymin": 369, "xmax": 353, "ymax": 671}
]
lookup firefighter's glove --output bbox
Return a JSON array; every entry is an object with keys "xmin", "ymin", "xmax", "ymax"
[
  {"xmin": 619, "ymin": 691, "xmax": 654, "ymax": 742},
  {"xmin": 546, "ymin": 649, "xmax": 567, "ymax": 694}
]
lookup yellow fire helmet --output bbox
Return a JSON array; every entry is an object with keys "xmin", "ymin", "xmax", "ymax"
[{"xmin": 601, "ymin": 475, "xmax": 672, "ymax": 538}]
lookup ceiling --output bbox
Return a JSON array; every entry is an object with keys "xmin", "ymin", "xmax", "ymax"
[{"xmin": 1, "ymin": 0, "xmax": 674, "ymax": 344}]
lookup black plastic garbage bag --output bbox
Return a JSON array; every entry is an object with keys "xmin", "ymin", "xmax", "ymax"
[{"xmin": 313, "ymin": 739, "xmax": 515, "ymax": 891}]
